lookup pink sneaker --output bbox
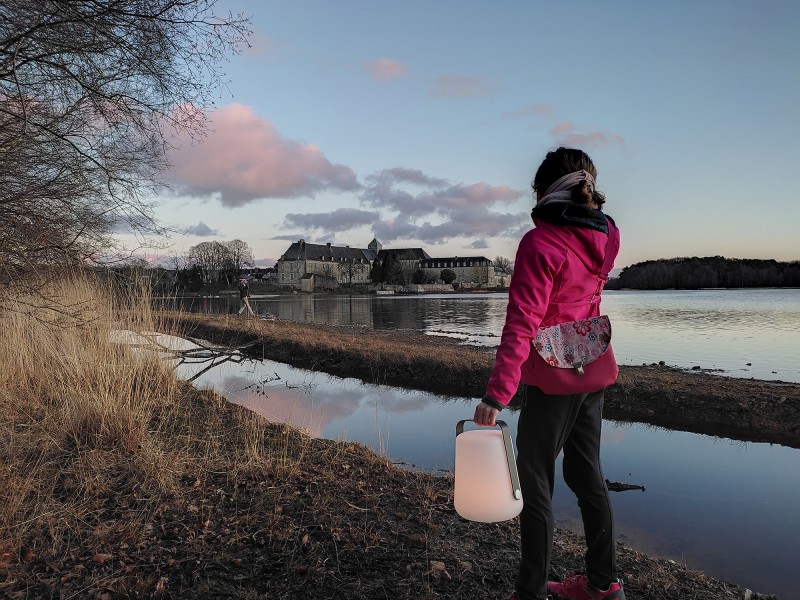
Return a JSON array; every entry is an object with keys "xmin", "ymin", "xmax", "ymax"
[{"xmin": 547, "ymin": 573, "xmax": 625, "ymax": 600}]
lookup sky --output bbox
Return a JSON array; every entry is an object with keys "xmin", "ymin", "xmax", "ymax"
[{"xmin": 128, "ymin": 0, "xmax": 800, "ymax": 269}]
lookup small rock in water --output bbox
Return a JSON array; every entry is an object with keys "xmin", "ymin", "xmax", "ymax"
[{"xmin": 691, "ymin": 366, "xmax": 701, "ymax": 370}]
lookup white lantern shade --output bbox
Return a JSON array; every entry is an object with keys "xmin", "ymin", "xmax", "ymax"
[{"xmin": 454, "ymin": 424, "xmax": 523, "ymax": 523}]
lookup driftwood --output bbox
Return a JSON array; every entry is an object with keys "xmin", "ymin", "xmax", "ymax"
[
  {"xmin": 168, "ymin": 336, "xmax": 262, "ymax": 382},
  {"xmin": 605, "ymin": 479, "xmax": 646, "ymax": 492},
  {"xmin": 113, "ymin": 330, "xmax": 260, "ymax": 382}
]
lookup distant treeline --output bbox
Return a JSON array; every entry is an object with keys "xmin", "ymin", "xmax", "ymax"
[{"xmin": 605, "ymin": 256, "xmax": 800, "ymax": 290}]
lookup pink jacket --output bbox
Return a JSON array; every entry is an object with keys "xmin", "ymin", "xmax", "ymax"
[{"xmin": 485, "ymin": 216, "xmax": 620, "ymax": 405}]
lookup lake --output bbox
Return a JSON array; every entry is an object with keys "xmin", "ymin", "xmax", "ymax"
[
  {"xmin": 177, "ymin": 288, "xmax": 800, "ymax": 383},
  {"xmin": 166, "ymin": 339, "xmax": 799, "ymax": 599},
  {"xmin": 163, "ymin": 288, "xmax": 800, "ymax": 597}
]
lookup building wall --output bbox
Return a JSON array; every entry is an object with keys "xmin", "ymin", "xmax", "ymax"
[
  {"xmin": 277, "ymin": 257, "xmax": 372, "ymax": 288},
  {"xmin": 277, "ymin": 259, "xmax": 306, "ymax": 287},
  {"xmin": 421, "ymin": 262, "xmax": 494, "ymax": 286},
  {"xmin": 277, "ymin": 244, "xmax": 501, "ymax": 289}
]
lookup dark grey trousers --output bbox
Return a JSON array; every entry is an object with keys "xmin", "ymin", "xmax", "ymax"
[{"xmin": 515, "ymin": 385, "xmax": 618, "ymax": 600}]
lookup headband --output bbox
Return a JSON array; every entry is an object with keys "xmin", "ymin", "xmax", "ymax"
[
  {"xmin": 543, "ymin": 169, "xmax": 595, "ymax": 196},
  {"xmin": 536, "ymin": 169, "xmax": 596, "ymax": 207}
]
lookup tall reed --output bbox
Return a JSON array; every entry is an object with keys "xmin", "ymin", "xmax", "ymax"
[{"xmin": 0, "ymin": 274, "xmax": 274, "ymax": 556}]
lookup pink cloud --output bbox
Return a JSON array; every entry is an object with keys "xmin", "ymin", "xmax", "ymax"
[
  {"xmin": 427, "ymin": 183, "xmax": 523, "ymax": 210},
  {"xmin": 433, "ymin": 76, "xmax": 496, "ymax": 98},
  {"xmin": 549, "ymin": 122, "xmax": 625, "ymax": 149},
  {"xmin": 167, "ymin": 104, "xmax": 359, "ymax": 206},
  {"xmin": 550, "ymin": 121, "xmax": 575, "ymax": 135},
  {"xmin": 366, "ymin": 58, "xmax": 407, "ymax": 80}
]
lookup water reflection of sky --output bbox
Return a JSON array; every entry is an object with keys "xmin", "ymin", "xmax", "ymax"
[{"xmin": 175, "ymin": 350, "xmax": 800, "ymax": 599}]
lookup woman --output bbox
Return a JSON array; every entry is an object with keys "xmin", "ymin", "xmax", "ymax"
[
  {"xmin": 238, "ymin": 278, "xmax": 255, "ymax": 316},
  {"xmin": 473, "ymin": 148, "xmax": 625, "ymax": 600}
]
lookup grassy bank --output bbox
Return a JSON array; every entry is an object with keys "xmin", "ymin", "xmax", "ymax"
[
  {"xmin": 0, "ymin": 280, "xmax": 780, "ymax": 598},
  {"xmin": 165, "ymin": 312, "xmax": 800, "ymax": 450}
]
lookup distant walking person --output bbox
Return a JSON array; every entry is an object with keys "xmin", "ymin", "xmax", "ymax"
[
  {"xmin": 238, "ymin": 278, "xmax": 255, "ymax": 316},
  {"xmin": 473, "ymin": 148, "xmax": 625, "ymax": 600}
]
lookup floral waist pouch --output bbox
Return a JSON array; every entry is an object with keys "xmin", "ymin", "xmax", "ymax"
[{"xmin": 532, "ymin": 316, "xmax": 612, "ymax": 376}]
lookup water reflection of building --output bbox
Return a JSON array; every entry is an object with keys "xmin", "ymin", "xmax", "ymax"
[{"xmin": 265, "ymin": 295, "xmax": 374, "ymax": 328}]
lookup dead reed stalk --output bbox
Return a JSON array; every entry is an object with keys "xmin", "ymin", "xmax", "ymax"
[{"xmin": 0, "ymin": 274, "xmax": 280, "ymax": 560}]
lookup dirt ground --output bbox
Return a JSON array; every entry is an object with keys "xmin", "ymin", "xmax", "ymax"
[
  {"xmin": 0, "ymin": 391, "xmax": 779, "ymax": 600},
  {"xmin": 4, "ymin": 313, "xmax": 790, "ymax": 599}
]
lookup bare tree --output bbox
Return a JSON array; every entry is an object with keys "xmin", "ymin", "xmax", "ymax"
[
  {"xmin": 188, "ymin": 241, "xmax": 231, "ymax": 284},
  {"xmin": 0, "ymin": 1, "xmax": 250, "ymax": 285},
  {"xmin": 494, "ymin": 256, "xmax": 514, "ymax": 278},
  {"xmin": 165, "ymin": 251, "xmax": 191, "ymax": 272},
  {"xmin": 337, "ymin": 257, "xmax": 368, "ymax": 286},
  {"xmin": 225, "ymin": 239, "xmax": 255, "ymax": 276},
  {"xmin": 399, "ymin": 261, "xmax": 417, "ymax": 286},
  {"xmin": 319, "ymin": 262, "xmax": 337, "ymax": 291}
]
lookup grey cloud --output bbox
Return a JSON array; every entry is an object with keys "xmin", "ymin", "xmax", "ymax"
[
  {"xmin": 182, "ymin": 222, "xmax": 218, "ymax": 237},
  {"xmin": 283, "ymin": 208, "xmax": 380, "ymax": 232},
  {"xmin": 372, "ymin": 205, "xmax": 526, "ymax": 246},
  {"xmin": 272, "ymin": 166, "xmax": 528, "ymax": 247},
  {"xmin": 272, "ymin": 233, "xmax": 310, "ymax": 241},
  {"xmin": 361, "ymin": 170, "xmax": 527, "ymax": 244},
  {"xmin": 366, "ymin": 167, "xmax": 449, "ymax": 188},
  {"xmin": 362, "ymin": 185, "xmax": 433, "ymax": 218},
  {"xmin": 362, "ymin": 171, "xmax": 524, "ymax": 218}
]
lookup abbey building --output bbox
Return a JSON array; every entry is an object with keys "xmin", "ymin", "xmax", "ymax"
[{"xmin": 276, "ymin": 238, "xmax": 510, "ymax": 290}]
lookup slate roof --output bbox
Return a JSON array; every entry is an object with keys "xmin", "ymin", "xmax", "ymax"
[
  {"xmin": 280, "ymin": 241, "xmax": 377, "ymax": 262},
  {"xmin": 376, "ymin": 248, "xmax": 431, "ymax": 261}
]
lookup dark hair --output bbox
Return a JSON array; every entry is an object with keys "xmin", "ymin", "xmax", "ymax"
[{"xmin": 532, "ymin": 147, "xmax": 605, "ymax": 209}]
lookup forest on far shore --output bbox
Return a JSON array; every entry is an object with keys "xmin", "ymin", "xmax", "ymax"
[{"xmin": 605, "ymin": 256, "xmax": 800, "ymax": 290}]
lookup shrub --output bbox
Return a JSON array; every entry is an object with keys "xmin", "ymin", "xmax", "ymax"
[{"xmin": 412, "ymin": 269, "xmax": 430, "ymax": 284}]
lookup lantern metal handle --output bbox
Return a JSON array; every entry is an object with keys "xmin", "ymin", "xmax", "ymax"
[{"xmin": 456, "ymin": 419, "xmax": 522, "ymax": 501}]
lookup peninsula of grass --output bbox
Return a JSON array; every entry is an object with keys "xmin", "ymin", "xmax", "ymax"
[
  {"xmin": 165, "ymin": 312, "xmax": 800, "ymax": 450},
  {"xmin": 0, "ymin": 280, "xmax": 786, "ymax": 598}
]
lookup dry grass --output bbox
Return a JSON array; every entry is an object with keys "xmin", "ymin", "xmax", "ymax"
[{"xmin": 0, "ymin": 276, "xmax": 275, "ymax": 563}]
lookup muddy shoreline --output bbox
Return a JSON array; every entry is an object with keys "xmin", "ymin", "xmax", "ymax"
[
  {"xmin": 4, "ymin": 304, "xmax": 791, "ymax": 599},
  {"xmin": 166, "ymin": 313, "xmax": 800, "ymax": 450}
]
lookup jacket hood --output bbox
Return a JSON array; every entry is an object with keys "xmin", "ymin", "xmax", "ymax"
[
  {"xmin": 531, "ymin": 202, "xmax": 612, "ymax": 234},
  {"xmin": 531, "ymin": 203, "xmax": 616, "ymax": 274}
]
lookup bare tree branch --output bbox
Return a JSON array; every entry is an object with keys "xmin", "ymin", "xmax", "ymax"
[{"xmin": 0, "ymin": 0, "xmax": 251, "ymax": 292}]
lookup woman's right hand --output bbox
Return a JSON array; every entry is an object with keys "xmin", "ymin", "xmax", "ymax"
[{"xmin": 473, "ymin": 401, "xmax": 500, "ymax": 427}]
